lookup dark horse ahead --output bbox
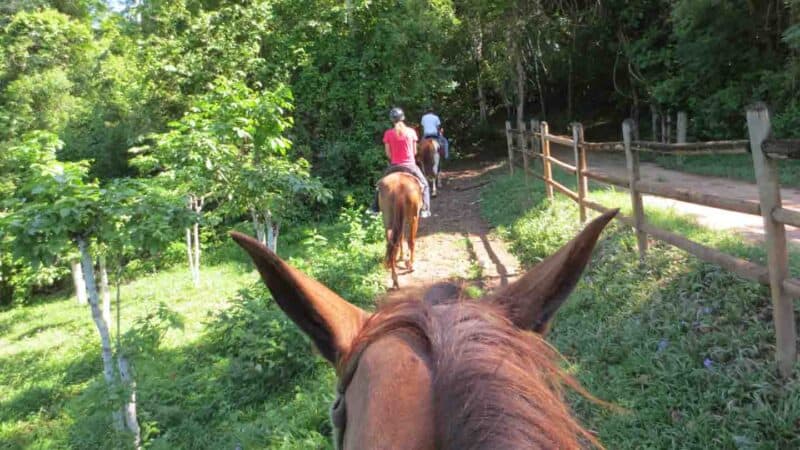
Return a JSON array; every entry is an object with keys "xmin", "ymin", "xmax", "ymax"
[{"xmin": 231, "ymin": 209, "xmax": 618, "ymax": 449}]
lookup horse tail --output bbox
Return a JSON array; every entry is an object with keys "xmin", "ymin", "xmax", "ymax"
[
  {"xmin": 422, "ymin": 139, "xmax": 436, "ymax": 176},
  {"xmin": 385, "ymin": 196, "xmax": 405, "ymax": 267}
]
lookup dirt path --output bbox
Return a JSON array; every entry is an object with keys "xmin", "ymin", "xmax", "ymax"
[
  {"xmin": 380, "ymin": 159, "xmax": 521, "ymax": 300},
  {"xmin": 550, "ymin": 146, "xmax": 800, "ymax": 244}
]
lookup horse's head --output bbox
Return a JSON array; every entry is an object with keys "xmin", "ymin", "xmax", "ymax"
[{"xmin": 231, "ymin": 209, "xmax": 617, "ymax": 449}]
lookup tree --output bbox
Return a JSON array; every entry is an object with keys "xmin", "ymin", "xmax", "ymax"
[{"xmin": 2, "ymin": 133, "xmax": 189, "ymax": 446}]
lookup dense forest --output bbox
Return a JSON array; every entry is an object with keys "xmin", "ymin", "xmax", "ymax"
[{"xmin": 2, "ymin": 0, "xmax": 799, "ymax": 305}]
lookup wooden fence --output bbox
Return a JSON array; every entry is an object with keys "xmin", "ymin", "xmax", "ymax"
[{"xmin": 505, "ymin": 103, "xmax": 799, "ymax": 378}]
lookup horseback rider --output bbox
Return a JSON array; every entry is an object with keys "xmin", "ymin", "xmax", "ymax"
[
  {"xmin": 420, "ymin": 106, "xmax": 449, "ymax": 159},
  {"xmin": 370, "ymin": 107, "xmax": 432, "ymax": 218}
]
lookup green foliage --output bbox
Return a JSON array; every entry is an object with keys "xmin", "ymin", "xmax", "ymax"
[
  {"xmin": 0, "ymin": 9, "xmax": 94, "ymax": 139},
  {"xmin": 0, "ymin": 205, "xmax": 384, "ymax": 448}
]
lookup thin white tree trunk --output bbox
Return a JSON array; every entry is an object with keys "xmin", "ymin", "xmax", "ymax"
[
  {"xmin": 71, "ymin": 260, "xmax": 88, "ymax": 305},
  {"xmin": 99, "ymin": 256, "xmax": 111, "ymax": 328},
  {"xmin": 185, "ymin": 227, "xmax": 195, "ymax": 280},
  {"xmin": 76, "ymin": 236, "xmax": 123, "ymax": 430},
  {"xmin": 271, "ymin": 222, "xmax": 280, "ymax": 253},
  {"xmin": 112, "ymin": 268, "xmax": 141, "ymax": 448},
  {"xmin": 192, "ymin": 222, "xmax": 201, "ymax": 286},
  {"xmin": 251, "ymin": 209, "xmax": 266, "ymax": 245},
  {"xmin": 193, "ymin": 197, "xmax": 204, "ymax": 286},
  {"xmin": 117, "ymin": 355, "xmax": 141, "ymax": 449},
  {"xmin": 265, "ymin": 211, "xmax": 279, "ymax": 252}
]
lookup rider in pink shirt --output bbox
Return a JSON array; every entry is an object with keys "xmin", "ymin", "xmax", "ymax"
[{"xmin": 370, "ymin": 107, "xmax": 431, "ymax": 217}]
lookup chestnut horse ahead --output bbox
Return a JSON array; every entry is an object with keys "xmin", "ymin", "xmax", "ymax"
[
  {"xmin": 378, "ymin": 171, "xmax": 423, "ymax": 289},
  {"xmin": 417, "ymin": 137, "xmax": 442, "ymax": 197},
  {"xmin": 231, "ymin": 209, "xmax": 618, "ymax": 450}
]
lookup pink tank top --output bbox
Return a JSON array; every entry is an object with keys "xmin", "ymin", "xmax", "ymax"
[{"xmin": 383, "ymin": 127, "xmax": 418, "ymax": 165}]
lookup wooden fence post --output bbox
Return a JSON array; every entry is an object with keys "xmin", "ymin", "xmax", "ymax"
[
  {"xmin": 520, "ymin": 120, "xmax": 529, "ymax": 178},
  {"xmin": 677, "ymin": 111, "xmax": 688, "ymax": 143},
  {"xmin": 747, "ymin": 103, "xmax": 796, "ymax": 378},
  {"xmin": 530, "ymin": 119, "xmax": 540, "ymax": 172},
  {"xmin": 572, "ymin": 122, "xmax": 588, "ymax": 223},
  {"xmin": 505, "ymin": 121, "xmax": 514, "ymax": 175},
  {"xmin": 540, "ymin": 121, "xmax": 554, "ymax": 200},
  {"xmin": 623, "ymin": 119, "xmax": 648, "ymax": 261}
]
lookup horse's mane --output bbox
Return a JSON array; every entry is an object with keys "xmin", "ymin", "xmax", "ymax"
[{"xmin": 338, "ymin": 298, "xmax": 602, "ymax": 450}]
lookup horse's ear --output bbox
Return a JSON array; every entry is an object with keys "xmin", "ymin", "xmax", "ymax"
[
  {"xmin": 230, "ymin": 232, "xmax": 368, "ymax": 364},
  {"xmin": 489, "ymin": 210, "xmax": 618, "ymax": 334}
]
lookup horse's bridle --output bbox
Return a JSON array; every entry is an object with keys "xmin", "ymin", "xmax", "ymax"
[{"xmin": 330, "ymin": 348, "xmax": 363, "ymax": 450}]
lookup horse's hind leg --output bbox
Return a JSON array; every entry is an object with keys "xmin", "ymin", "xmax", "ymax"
[
  {"xmin": 407, "ymin": 214, "xmax": 419, "ymax": 272},
  {"xmin": 391, "ymin": 261, "xmax": 399, "ymax": 289}
]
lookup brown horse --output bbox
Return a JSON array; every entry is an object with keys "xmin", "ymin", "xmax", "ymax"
[
  {"xmin": 230, "ymin": 209, "xmax": 617, "ymax": 449},
  {"xmin": 417, "ymin": 137, "xmax": 442, "ymax": 196},
  {"xmin": 377, "ymin": 172, "xmax": 422, "ymax": 289}
]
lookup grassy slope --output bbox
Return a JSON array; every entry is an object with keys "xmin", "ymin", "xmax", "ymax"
[
  {"xmin": 642, "ymin": 153, "xmax": 800, "ymax": 188},
  {"xmin": 0, "ymin": 209, "xmax": 386, "ymax": 449},
  {"xmin": 481, "ymin": 168, "xmax": 800, "ymax": 449}
]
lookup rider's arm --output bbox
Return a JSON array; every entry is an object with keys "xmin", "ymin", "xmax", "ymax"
[{"xmin": 384, "ymin": 143, "xmax": 391, "ymax": 160}]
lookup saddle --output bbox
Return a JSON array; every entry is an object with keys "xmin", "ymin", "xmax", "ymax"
[{"xmin": 380, "ymin": 165, "xmax": 425, "ymax": 190}]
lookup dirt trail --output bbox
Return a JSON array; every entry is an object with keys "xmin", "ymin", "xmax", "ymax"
[
  {"xmin": 550, "ymin": 147, "xmax": 800, "ymax": 244},
  {"xmin": 380, "ymin": 159, "xmax": 521, "ymax": 300}
]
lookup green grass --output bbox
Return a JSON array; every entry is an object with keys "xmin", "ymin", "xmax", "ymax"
[
  {"xmin": 642, "ymin": 152, "xmax": 800, "ymax": 188},
  {"xmin": 481, "ymin": 168, "xmax": 800, "ymax": 449},
  {"xmin": 0, "ymin": 208, "xmax": 386, "ymax": 449}
]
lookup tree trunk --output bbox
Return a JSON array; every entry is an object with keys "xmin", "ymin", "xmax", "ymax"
[
  {"xmin": 567, "ymin": 27, "xmax": 576, "ymax": 120},
  {"xmin": 71, "ymin": 259, "xmax": 88, "ymax": 305},
  {"xmin": 251, "ymin": 209, "xmax": 266, "ymax": 245},
  {"xmin": 514, "ymin": 39, "xmax": 525, "ymax": 127},
  {"xmin": 117, "ymin": 355, "xmax": 141, "ymax": 449},
  {"xmin": 76, "ymin": 236, "xmax": 123, "ymax": 430},
  {"xmin": 474, "ymin": 24, "xmax": 488, "ymax": 123},
  {"xmin": 185, "ymin": 227, "xmax": 194, "ymax": 276},
  {"xmin": 666, "ymin": 112, "xmax": 672, "ymax": 143},
  {"xmin": 186, "ymin": 195, "xmax": 202, "ymax": 287},
  {"xmin": 99, "ymin": 256, "xmax": 111, "ymax": 328},
  {"xmin": 265, "ymin": 211, "xmax": 280, "ymax": 253},
  {"xmin": 534, "ymin": 31, "xmax": 546, "ymax": 119},
  {"xmin": 651, "ymin": 105, "xmax": 658, "ymax": 141},
  {"xmin": 192, "ymin": 221, "xmax": 201, "ymax": 286},
  {"xmin": 677, "ymin": 111, "xmax": 688, "ymax": 143}
]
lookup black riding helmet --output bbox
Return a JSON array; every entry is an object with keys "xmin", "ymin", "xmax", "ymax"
[{"xmin": 389, "ymin": 107, "xmax": 405, "ymax": 122}]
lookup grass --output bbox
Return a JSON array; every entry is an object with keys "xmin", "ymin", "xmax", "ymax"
[
  {"xmin": 481, "ymin": 168, "xmax": 800, "ymax": 449},
  {"xmin": 641, "ymin": 152, "xmax": 800, "ymax": 188},
  {"xmin": 0, "ymin": 208, "xmax": 386, "ymax": 449}
]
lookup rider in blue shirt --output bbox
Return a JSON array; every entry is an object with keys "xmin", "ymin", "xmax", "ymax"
[{"xmin": 420, "ymin": 107, "xmax": 449, "ymax": 159}]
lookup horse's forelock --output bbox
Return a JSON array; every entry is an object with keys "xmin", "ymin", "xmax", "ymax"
[{"xmin": 338, "ymin": 298, "xmax": 601, "ymax": 450}]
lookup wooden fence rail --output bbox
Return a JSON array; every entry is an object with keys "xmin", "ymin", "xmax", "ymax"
[{"xmin": 504, "ymin": 105, "xmax": 799, "ymax": 378}]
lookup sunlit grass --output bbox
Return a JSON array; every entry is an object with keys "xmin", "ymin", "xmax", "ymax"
[
  {"xmin": 0, "ymin": 211, "xmax": 386, "ymax": 449},
  {"xmin": 641, "ymin": 152, "xmax": 800, "ymax": 188},
  {"xmin": 481, "ymin": 168, "xmax": 800, "ymax": 449}
]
